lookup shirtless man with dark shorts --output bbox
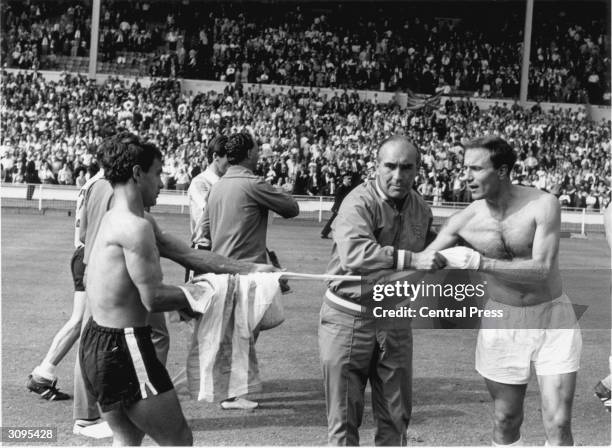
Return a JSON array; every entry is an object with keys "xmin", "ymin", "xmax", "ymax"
[
  {"xmin": 80, "ymin": 133, "xmax": 273, "ymax": 445},
  {"xmin": 428, "ymin": 136, "xmax": 582, "ymax": 446}
]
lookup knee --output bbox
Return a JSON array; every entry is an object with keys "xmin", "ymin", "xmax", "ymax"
[
  {"xmin": 319, "ymin": 344, "xmax": 341, "ymax": 373},
  {"xmin": 542, "ymin": 410, "xmax": 571, "ymax": 435},
  {"xmin": 493, "ymin": 408, "xmax": 523, "ymax": 434}
]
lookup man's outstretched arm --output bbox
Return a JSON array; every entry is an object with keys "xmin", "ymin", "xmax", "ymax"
[
  {"xmin": 123, "ymin": 218, "xmax": 191, "ymax": 313},
  {"xmin": 144, "ymin": 212, "xmax": 276, "ymax": 274},
  {"xmin": 425, "ymin": 212, "xmax": 463, "ymax": 252},
  {"xmin": 428, "ymin": 198, "xmax": 560, "ymax": 284}
]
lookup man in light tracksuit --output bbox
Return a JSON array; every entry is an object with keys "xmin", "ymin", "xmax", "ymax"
[{"xmin": 319, "ymin": 135, "xmax": 445, "ymax": 446}]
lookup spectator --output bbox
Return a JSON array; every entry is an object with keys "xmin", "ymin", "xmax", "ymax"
[
  {"xmin": 75, "ymin": 169, "xmax": 86, "ymax": 187},
  {"xmin": 57, "ymin": 162, "xmax": 73, "ymax": 185},
  {"xmin": 0, "ymin": 70, "xmax": 609, "ymax": 207},
  {"xmin": 3, "ymin": 1, "xmax": 609, "ymax": 104},
  {"xmin": 175, "ymin": 167, "xmax": 191, "ymax": 191}
]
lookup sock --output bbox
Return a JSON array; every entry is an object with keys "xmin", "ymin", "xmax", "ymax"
[
  {"xmin": 493, "ymin": 436, "xmax": 523, "ymax": 446},
  {"xmin": 33, "ymin": 362, "xmax": 57, "ymax": 381}
]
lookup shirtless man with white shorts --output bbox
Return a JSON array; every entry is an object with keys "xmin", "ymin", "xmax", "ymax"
[{"xmin": 427, "ymin": 136, "xmax": 582, "ymax": 446}]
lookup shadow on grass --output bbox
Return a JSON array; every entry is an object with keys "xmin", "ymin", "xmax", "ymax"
[
  {"xmin": 189, "ymin": 378, "xmax": 326, "ymax": 432},
  {"xmin": 412, "ymin": 376, "xmax": 537, "ymax": 406},
  {"xmin": 189, "ymin": 376, "xmax": 526, "ymax": 432}
]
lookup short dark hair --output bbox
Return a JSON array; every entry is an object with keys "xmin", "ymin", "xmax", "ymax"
[
  {"xmin": 225, "ymin": 132, "xmax": 255, "ymax": 165},
  {"xmin": 101, "ymin": 132, "xmax": 162, "ymax": 186},
  {"xmin": 377, "ymin": 134, "xmax": 421, "ymax": 164},
  {"xmin": 95, "ymin": 116, "xmax": 120, "ymax": 138},
  {"xmin": 206, "ymin": 135, "xmax": 228, "ymax": 164},
  {"xmin": 464, "ymin": 136, "xmax": 517, "ymax": 171}
]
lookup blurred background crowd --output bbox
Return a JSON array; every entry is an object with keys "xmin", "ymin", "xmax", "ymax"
[
  {"xmin": 2, "ymin": 1, "xmax": 609, "ymax": 104},
  {"xmin": 2, "ymin": 71, "xmax": 609, "ymax": 209},
  {"xmin": 0, "ymin": 1, "xmax": 610, "ymax": 210}
]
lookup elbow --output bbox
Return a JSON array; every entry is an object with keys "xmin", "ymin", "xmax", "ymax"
[
  {"xmin": 142, "ymin": 294, "xmax": 162, "ymax": 313},
  {"xmin": 531, "ymin": 253, "xmax": 555, "ymax": 279},
  {"xmin": 282, "ymin": 204, "xmax": 300, "ymax": 218},
  {"xmin": 142, "ymin": 301, "xmax": 156, "ymax": 313},
  {"xmin": 339, "ymin": 257, "xmax": 364, "ymax": 273},
  {"xmin": 535, "ymin": 263, "xmax": 552, "ymax": 281}
]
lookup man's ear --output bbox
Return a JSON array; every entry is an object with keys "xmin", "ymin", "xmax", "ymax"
[
  {"xmin": 132, "ymin": 165, "xmax": 142, "ymax": 183},
  {"xmin": 498, "ymin": 164, "xmax": 509, "ymax": 179}
]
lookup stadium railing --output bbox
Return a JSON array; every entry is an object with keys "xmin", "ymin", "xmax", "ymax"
[{"xmin": 1, "ymin": 183, "xmax": 605, "ymax": 236}]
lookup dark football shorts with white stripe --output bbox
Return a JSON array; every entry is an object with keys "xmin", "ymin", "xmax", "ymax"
[{"xmin": 79, "ymin": 318, "xmax": 173, "ymax": 412}]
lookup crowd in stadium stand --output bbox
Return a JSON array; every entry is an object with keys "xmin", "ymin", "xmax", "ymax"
[
  {"xmin": 0, "ymin": 1, "xmax": 166, "ymax": 65},
  {"xmin": 1, "ymin": 71, "xmax": 609, "ymax": 210},
  {"xmin": 1, "ymin": 1, "xmax": 610, "ymax": 104}
]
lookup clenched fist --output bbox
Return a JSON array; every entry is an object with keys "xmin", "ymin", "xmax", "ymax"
[
  {"xmin": 439, "ymin": 247, "xmax": 481, "ymax": 270},
  {"xmin": 409, "ymin": 250, "xmax": 447, "ymax": 270}
]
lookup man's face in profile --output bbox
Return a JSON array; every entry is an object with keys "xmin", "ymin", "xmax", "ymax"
[{"xmin": 140, "ymin": 157, "xmax": 164, "ymax": 207}]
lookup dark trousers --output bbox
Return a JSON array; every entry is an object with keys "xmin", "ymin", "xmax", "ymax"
[
  {"xmin": 321, "ymin": 212, "xmax": 338, "ymax": 237},
  {"xmin": 26, "ymin": 184, "xmax": 36, "ymax": 200}
]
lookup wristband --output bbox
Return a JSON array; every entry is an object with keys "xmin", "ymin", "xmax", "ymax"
[{"xmin": 396, "ymin": 249, "xmax": 406, "ymax": 271}]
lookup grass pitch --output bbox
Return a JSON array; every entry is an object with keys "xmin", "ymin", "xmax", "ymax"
[{"xmin": 2, "ymin": 211, "xmax": 610, "ymax": 446}]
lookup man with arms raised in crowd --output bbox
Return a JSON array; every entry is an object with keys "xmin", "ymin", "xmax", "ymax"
[
  {"xmin": 427, "ymin": 136, "xmax": 582, "ymax": 446},
  {"xmin": 320, "ymin": 135, "xmax": 445, "ymax": 445},
  {"xmin": 80, "ymin": 133, "xmax": 274, "ymax": 445}
]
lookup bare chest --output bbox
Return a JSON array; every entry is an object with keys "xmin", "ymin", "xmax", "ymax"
[{"xmin": 458, "ymin": 212, "xmax": 535, "ymax": 259}]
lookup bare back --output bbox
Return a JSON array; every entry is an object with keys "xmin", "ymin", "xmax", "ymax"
[
  {"xmin": 435, "ymin": 186, "xmax": 562, "ymax": 305},
  {"xmin": 86, "ymin": 209, "xmax": 162, "ymax": 328}
]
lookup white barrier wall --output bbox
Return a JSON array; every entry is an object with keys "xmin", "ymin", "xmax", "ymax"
[
  {"xmin": 1, "ymin": 183, "xmax": 604, "ymax": 227},
  {"xmin": 2, "ymin": 183, "xmax": 79, "ymax": 201}
]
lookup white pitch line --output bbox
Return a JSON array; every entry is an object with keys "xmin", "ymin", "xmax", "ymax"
[{"xmin": 279, "ymin": 272, "xmax": 361, "ymax": 282}]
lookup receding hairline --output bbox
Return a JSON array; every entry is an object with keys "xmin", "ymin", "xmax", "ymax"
[{"xmin": 377, "ymin": 135, "xmax": 419, "ymax": 162}]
